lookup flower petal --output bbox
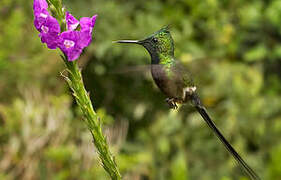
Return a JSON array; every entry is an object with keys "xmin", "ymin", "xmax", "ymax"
[
  {"xmin": 66, "ymin": 48, "xmax": 83, "ymax": 61},
  {"xmin": 77, "ymin": 15, "xmax": 97, "ymax": 48},
  {"xmin": 34, "ymin": 9, "xmax": 49, "ymax": 31},
  {"xmin": 80, "ymin": 15, "xmax": 97, "ymax": 32},
  {"xmin": 58, "ymin": 31, "xmax": 82, "ymax": 61},
  {"xmin": 39, "ymin": 16, "xmax": 61, "ymax": 49},
  {"xmin": 33, "ymin": 0, "xmax": 48, "ymax": 13},
  {"xmin": 66, "ymin": 11, "xmax": 79, "ymax": 31},
  {"xmin": 79, "ymin": 30, "xmax": 92, "ymax": 48},
  {"xmin": 91, "ymin": 15, "xmax": 97, "ymax": 28},
  {"xmin": 41, "ymin": 32, "xmax": 60, "ymax": 49}
]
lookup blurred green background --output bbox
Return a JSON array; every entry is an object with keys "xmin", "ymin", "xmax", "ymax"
[{"xmin": 1, "ymin": 0, "xmax": 281, "ymax": 179}]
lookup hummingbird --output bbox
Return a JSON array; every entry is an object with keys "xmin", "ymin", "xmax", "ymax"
[{"xmin": 115, "ymin": 26, "xmax": 260, "ymax": 180}]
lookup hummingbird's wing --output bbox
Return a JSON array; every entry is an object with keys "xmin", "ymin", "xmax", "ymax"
[
  {"xmin": 110, "ymin": 65, "xmax": 151, "ymax": 74},
  {"xmin": 172, "ymin": 60, "xmax": 195, "ymax": 88},
  {"xmin": 111, "ymin": 64, "xmax": 184, "ymax": 78},
  {"xmin": 110, "ymin": 56, "xmax": 211, "ymax": 76}
]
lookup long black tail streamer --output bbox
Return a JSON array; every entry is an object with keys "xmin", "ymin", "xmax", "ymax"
[{"xmin": 190, "ymin": 93, "xmax": 260, "ymax": 180}]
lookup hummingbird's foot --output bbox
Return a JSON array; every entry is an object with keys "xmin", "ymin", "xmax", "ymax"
[{"xmin": 166, "ymin": 98, "xmax": 178, "ymax": 109}]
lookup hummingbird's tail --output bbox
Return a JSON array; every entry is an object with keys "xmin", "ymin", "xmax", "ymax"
[{"xmin": 190, "ymin": 93, "xmax": 261, "ymax": 180}]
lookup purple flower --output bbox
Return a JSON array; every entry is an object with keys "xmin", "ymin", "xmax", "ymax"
[
  {"xmin": 33, "ymin": 9, "xmax": 49, "ymax": 31},
  {"xmin": 33, "ymin": 0, "xmax": 97, "ymax": 61},
  {"xmin": 66, "ymin": 12, "xmax": 97, "ymax": 32},
  {"xmin": 33, "ymin": 0, "xmax": 60, "ymax": 49},
  {"xmin": 39, "ymin": 16, "xmax": 61, "ymax": 49},
  {"xmin": 58, "ymin": 31, "xmax": 83, "ymax": 61},
  {"xmin": 66, "ymin": 12, "xmax": 79, "ymax": 31},
  {"xmin": 60, "ymin": 12, "xmax": 97, "ymax": 61},
  {"xmin": 80, "ymin": 15, "xmax": 97, "ymax": 32},
  {"xmin": 79, "ymin": 15, "xmax": 97, "ymax": 48}
]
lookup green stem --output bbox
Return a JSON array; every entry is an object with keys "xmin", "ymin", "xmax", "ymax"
[{"xmin": 61, "ymin": 56, "xmax": 121, "ymax": 180}]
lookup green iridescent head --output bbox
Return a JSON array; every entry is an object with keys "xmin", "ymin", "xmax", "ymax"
[{"xmin": 115, "ymin": 26, "xmax": 174, "ymax": 57}]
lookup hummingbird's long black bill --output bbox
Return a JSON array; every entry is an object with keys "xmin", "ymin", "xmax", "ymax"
[
  {"xmin": 190, "ymin": 94, "xmax": 260, "ymax": 180},
  {"xmin": 113, "ymin": 40, "xmax": 141, "ymax": 44}
]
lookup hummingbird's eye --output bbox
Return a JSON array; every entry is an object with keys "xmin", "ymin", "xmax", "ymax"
[{"xmin": 152, "ymin": 38, "xmax": 158, "ymax": 43}]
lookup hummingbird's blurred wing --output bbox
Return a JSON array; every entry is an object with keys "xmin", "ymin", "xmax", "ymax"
[
  {"xmin": 173, "ymin": 60, "xmax": 195, "ymax": 87},
  {"xmin": 109, "ymin": 65, "xmax": 152, "ymax": 74},
  {"xmin": 110, "ymin": 56, "xmax": 212, "ymax": 76},
  {"xmin": 110, "ymin": 64, "xmax": 173, "ymax": 78}
]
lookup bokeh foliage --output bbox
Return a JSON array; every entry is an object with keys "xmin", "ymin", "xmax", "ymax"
[{"xmin": 0, "ymin": 0, "xmax": 281, "ymax": 179}]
